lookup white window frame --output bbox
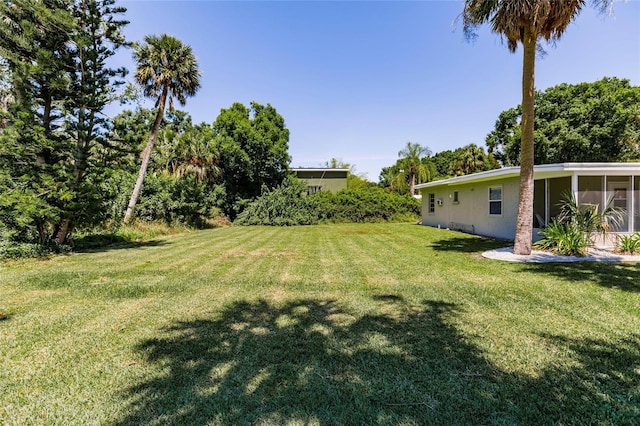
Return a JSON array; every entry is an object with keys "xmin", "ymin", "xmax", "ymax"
[
  {"xmin": 453, "ymin": 191, "xmax": 459, "ymax": 204},
  {"xmin": 488, "ymin": 186, "xmax": 502, "ymax": 216},
  {"xmin": 428, "ymin": 193, "xmax": 435, "ymax": 214}
]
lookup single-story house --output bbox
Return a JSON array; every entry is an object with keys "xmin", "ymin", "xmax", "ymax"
[
  {"xmin": 415, "ymin": 163, "xmax": 640, "ymax": 244},
  {"xmin": 292, "ymin": 168, "xmax": 349, "ymax": 194}
]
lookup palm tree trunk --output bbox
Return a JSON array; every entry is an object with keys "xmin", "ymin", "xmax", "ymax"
[
  {"xmin": 409, "ymin": 173, "xmax": 416, "ymax": 196},
  {"xmin": 513, "ymin": 26, "xmax": 536, "ymax": 255},
  {"xmin": 123, "ymin": 87, "xmax": 168, "ymax": 224}
]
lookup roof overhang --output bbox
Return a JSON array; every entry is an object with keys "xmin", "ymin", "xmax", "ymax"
[
  {"xmin": 415, "ymin": 162, "xmax": 640, "ymax": 190},
  {"xmin": 291, "ymin": 168, "xmax": 350, "ymax": 173}
]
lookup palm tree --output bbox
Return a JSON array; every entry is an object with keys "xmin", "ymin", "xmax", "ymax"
[
  {"xmin": 171, "ymin": 128, "xmax": 220, "ymax": 184},
  {"xmin": 397, "ymin": 142, "xmax": 431, "ymax": 196},
  {"xmin": 451, "ymin": 144, "xmax": 487, "ymax": 176},
  {"xmin": 462, "ymin": 0, "xmax": 612, "ymax": 255},
  {"xmin": 123, "ymin": 34, "xmax": 201, "ymax": 223}
]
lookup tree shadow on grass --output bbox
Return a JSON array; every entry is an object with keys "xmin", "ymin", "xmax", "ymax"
[
  {"xmin": 71, "ymin": 236, "xmax": 169, "ymax": 254},
  {"xmin": 516, "ymin": 333, "xmax": 640, "ymax": 422},
  {"xmin": 115, "ymin": 297, "xmax": 640, "ymax": 425},
  {"xmin": 429, "ymin": 235, "xmax": 508, "ymax": 254},
  {"xmin": 518, "ymin": 262, "xmax": 640, "ymax": 293}
]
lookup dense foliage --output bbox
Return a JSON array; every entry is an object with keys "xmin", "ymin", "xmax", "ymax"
[
  {"xmin": 0, "ymin": 0, "xmax": 128, "ymax": 245},
  {"xmin": 234, "ymin": 178, "xmax": 318, "ymax": 226},
  {"xmin": 0, "ymin": 2, "xmax": 293, "ymax": 255},
  {"xmin": 236, "ymin": 182, "xmax": 421, "ymax": 226},
  {"xmin": 379, "ymin": 143, "xmax": 498, "ymax": 191},
  {"xmin": 104, "ymin": 103, "xmax": 290, "ymax": 227},
  {"xmin": 314, "ymin": 188, "xmax": 420, "ymax": 223},
  {"xmin": 486, "ymin": 77, "xmax": 640, "ymax": 166},
  {"xmin": 214, "ymin": 102, "xmax": 291, "ymax": 219}
]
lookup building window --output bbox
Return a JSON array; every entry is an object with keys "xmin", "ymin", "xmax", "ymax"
[
  {"xmin": 428, "ymin": 193, "xmax": 435, "ymax": 214},
  {"xmin": 489, "ymin": 187, "xmax": 502, "ymax": 216},
  {"xmin": 453, "ymin": 191, "xmax": 459, "ymax": 204},
  {"xmin": 307, "ymin": 185, "xmax": 322, "ymax": 195}
]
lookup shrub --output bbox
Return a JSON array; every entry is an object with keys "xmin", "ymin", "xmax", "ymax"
[
  {"xmin": 235, "ymin": 178, "xmax": 318, "ymax": 226},
  {"xmin": 235, "ymin": 183, "xmax": 420, "ymax": 226},
  {"xmin": 534, "ymin": 220, "xmax": 590, "ymax": 256},
  {"xmin": 132, "ymin": 174, "xmax": 219, "ymax": 227},
  {"xmin": 312, "ymin": 188, "xmax": 420, "ymax": 223},
  {"xmin": 556, "ymin": 191, "xmax": 623, "ymax": 242},
  {"xmin": 0, "ymin": 240, "xmax": 70, "ymax": 259},
  {"xmin": 617, "ymin": 233, "xmax": 640, "ymax": 254},
  {"xmin": 535, "ymin": 191, "xmax": 624, "ymax": 256}
]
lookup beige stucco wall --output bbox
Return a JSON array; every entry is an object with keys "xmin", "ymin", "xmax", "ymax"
[{"xmin": 420, "ymin": 177, "xmax": 521, "ymax": 241}]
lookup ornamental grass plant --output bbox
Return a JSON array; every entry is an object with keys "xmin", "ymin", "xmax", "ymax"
[{"xmin": 535, "ymin": 191, "xmax": 624, "ymax": 256}]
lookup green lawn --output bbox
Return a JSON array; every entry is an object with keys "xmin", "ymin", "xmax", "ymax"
[{"xmin": 1, "ymin": 223, "xmax": 639, "ymax": 425}]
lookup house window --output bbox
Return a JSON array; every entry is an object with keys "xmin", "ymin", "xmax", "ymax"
[
  {"xmin": 489, "ymin": 187, "xmax": 502, "ymax": 216},
  {"xmin": 307, "ymin": 185, "xmax": 322, "ymax": 195},
  {"xmin": 453, "ymin": 191, "xmax": 459, "ymax": 204},
  {"xmin": 428, "ymin": 193, "xmax": 435, "ymax": 214}
]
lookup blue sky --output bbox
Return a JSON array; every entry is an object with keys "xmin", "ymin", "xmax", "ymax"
[{"xmin": 116, "ymin": 0, "xmax": 640, "ymax": 181}]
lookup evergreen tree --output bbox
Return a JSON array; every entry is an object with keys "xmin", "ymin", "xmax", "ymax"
[
  {"xmin": 486, "ymin": 78, "xmax": 640, "ymax": 166},
  {"xmin": 0, "ymin": 0, "xmax": 128, "ymax": 245},
  {"xmin": 54, "ymin": 0, "xmax": 129, "ymax": 243}
]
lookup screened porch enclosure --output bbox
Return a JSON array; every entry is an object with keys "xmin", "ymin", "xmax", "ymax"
[{"xmin": 533, "ymin": 174, "xmax": 640, "ymax": 234}]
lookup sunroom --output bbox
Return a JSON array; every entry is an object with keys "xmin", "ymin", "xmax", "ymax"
[
  {"xmin": 416, "ymin": 163, "xmax": 640, "ymax": 246},
  {"xmin": 533, "ymin": 164, "xmax": 640, "ymax": 235}
]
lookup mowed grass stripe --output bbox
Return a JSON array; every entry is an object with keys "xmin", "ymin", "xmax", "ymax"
[
  {"xmin": 1, "ymin": 223, "xmax": 639, "ymax": 425},
  {"xmin": 209, "ymin": 227, "xmax": 288, "ymax": 288}
]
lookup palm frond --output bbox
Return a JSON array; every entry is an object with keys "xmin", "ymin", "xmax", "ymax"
[
  {"xmin": 133, "ymin": 33, "xmax": 201, "ymax": 109},
  {"xmin": 461, "ymin": 0, "xmax": 612, "ymax": 52}
]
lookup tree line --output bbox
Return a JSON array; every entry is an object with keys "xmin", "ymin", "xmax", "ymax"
[
  {"xmin": 1, "ymin": 1, "xmax": 638, "ymax": 256},
  {"xmin": 0, "ymin": 0, "xmax": 291, "ymax": 250},
  {"xmin": 379, "ymin": 77, "xmax": 640, "ymax": 196}
]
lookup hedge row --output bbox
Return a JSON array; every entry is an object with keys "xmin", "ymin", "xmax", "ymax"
[{"xmin": 235, "ymin": 180, "xmax": 420, "ymax": 226}]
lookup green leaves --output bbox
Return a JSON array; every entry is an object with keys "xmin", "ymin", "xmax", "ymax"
[
  {"xmin": 0, "ymin": 0, "xmax": 130, "ymax": 245},
  {"xmin": 235, "ymin": 178, "xmax": 318, "ymax": 226},
  {"xmin": 133, "ymin": 34, "xmax": 201, "ymax": 107},
  {"xmin": 235, "ymin": 183, "xmax": 421, "ymax": 226},
  {"xmin": 214, "ymin": 102, "xmax": 291, "ymax": 219},
  {"xmin": 534, "ymin": 221, "xmax": 591, "ymax": 256},
  {"xmin": 617, "ymin": 233, "xmax": 640, "ymax": 254},
  {"xmin": 534, "ymin": 191, "xmax": 625, "ymax": 256},
  {"xmin": 487, "ymin": 78, "xmax": 640, "ymax": 165}
]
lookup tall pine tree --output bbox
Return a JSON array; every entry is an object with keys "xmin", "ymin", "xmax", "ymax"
[{"xmin": 0, "ymin": 0, "xmax": 128, "ymax": 245}]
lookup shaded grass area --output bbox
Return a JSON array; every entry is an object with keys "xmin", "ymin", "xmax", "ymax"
[
  {"xmin": 1, "ymin": 224, "xmax": 639, "ymax": 425},
  {"xmin": 520, "ymin": 262, "xmax": 640, "ymax": 293},
  {"xmin": 117, "ymin": 298, "xmax": 639, "ymax": 425},
  {"xmin": 1, "ymin": 221, "xmax": 187, "ymax": 259}
]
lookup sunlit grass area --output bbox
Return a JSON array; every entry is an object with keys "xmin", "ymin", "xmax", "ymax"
[{"xmin": 1, "ymin": 223, "xmax": 639, "ymax": 424}]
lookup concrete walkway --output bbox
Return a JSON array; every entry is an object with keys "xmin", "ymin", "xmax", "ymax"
[{"xmin": 482, "ymin": 246, "xmax": 640, "ymax": 263}]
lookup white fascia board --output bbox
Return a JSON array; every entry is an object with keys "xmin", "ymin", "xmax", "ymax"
[
  {"xmin": 292, "ymin": 168, "xmax": 351, "ymax": 172},
  {"xmin": 415, "ymin": 166, "xmax": 521, "ymax": 190},
  {"xmin": 415, "ymin": 162, "xmax": 640, "ymax": 191},
  {"xmin": 558, "ymin": 162, "xmax": 640, "ymax": 175}
]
